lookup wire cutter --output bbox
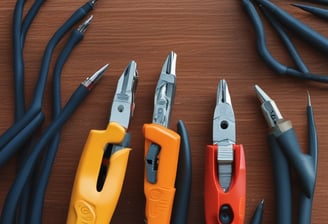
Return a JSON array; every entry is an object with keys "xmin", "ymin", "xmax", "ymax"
[
  {"xmin": 143, "ymin": 51, "xmax": 192, "ymax": 224},
  {"xmin": 204, "ymin": 79, "xmax": 246, "ymax": 224},
  {"xmin": 66, "ymin": 61, "xmax": 138, "ymax": 224},
  {"xmin": 254, "ymin": 85, "xmax": 317, "ymax": 224}
]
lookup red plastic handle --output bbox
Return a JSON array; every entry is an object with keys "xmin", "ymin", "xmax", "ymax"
[{"xmin": 204, "ymin": 144, "xmax": 246, "ymax": 224}]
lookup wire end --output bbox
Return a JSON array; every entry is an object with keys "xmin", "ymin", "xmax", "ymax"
[
  {"xmin": 89, "ymin": 0, "xmax": 97, "ymax": 8},
  {"xmin": 307, "ymin": 90, "xmax": 312, "ymax": 107},
  {"xmin": 82, "ymin": 64, "xmax": 109, "ymax": 89},
  {"xmin": 77, "ymin": 15, "xmax": 93, "ymax": 33}
]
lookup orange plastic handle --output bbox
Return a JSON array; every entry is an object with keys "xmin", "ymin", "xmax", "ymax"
[
  {"xmin": 204, "ymin": 144, "xmax": 246, "ymax": 224},
  {"xmin": 67, "ymin": 122, "xmax": 131, "ymax": 224},
  {"xmin": 143, "ymin": 123, "xmax": 181, "ymax": 224}
]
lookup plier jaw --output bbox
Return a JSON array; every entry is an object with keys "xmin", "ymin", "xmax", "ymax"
[
  {"xmin": 205, "ymin": 80, "xmax": 246, "ymax": 224},
  {"xmin": 110, "ymin": 60, "xmax": 138, "ymax": 129},
  {"xmin": 67, "ymin": 62, "xmax": 138, "ymax": 223},
  {"xmin": 254, "ymin": 85, "xmax": 283, "ymax": 128},
  {"xmin": 144, "ymin": 52, "xmax": 191, "ymax": 224},
  {"xmin": 152, "ymin": 51, "xmax": 177, "ymax": 127}
]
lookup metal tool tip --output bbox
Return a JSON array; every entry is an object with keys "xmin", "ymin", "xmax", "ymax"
[
  {"xmin": 89, "ymin": 0, "xmax": 97, "ymax": 7},
  {"xmin": 218, "ymin": 79, "xmax": 231, "ymax": 104},
  {"xmin": 82, "ymin": 64, "xmax": 109, "ymax": 88},
  {"xmin": 162, "ymin": 51, "xmax": 177, "ymax": 76},
  {"xmin": 77, "ymin": 15, "xmax": 94, "ymax": 33},
  {"xmin": 307, "ymin": 90, "xmax": 312, "ymax": 106},
  {"xmin": 254, "ymin": 84, "xmax": 271, "ymax": 104}
]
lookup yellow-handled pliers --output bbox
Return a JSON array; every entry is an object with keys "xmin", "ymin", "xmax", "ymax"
[{"xmin": 66, "ymin": 61, "xmax": 138, "ymax": 224}]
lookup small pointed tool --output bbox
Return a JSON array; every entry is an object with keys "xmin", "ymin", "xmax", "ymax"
[
  {"xmin": 67, "ymin": 61, "xmax": 138, "ymax": 224},
  {"xmin": 254, "ymin": 85, "xmax": 317, "ymax": 224},
  {"xmin": 143, "ymin": 52, "xmax": 191, "ymax": 224},
  {"xmin": 204, "ymin": 80, "xmax": 246, "ymax": 224}
]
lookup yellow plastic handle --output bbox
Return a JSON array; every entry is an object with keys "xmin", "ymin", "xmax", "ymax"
[
  {"xmin": 143, "ymin": 123, "xmax": 180, "ymax": 224},
  {"xmin": 67, "ymin": 122, "xmax": 131, "ymax": 224}
]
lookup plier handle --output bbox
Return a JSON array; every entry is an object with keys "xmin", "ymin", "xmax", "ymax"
[
  {"xmin": 67, "ymin": 61, "xmax": 138, "ymax": 223},
  {"xmin": 144, "ymin": 52, "xmax": 192, "ymax": 224},
  {"xmin": 204, "ymin": 80, "xmax": 246, "ymax": 224}
]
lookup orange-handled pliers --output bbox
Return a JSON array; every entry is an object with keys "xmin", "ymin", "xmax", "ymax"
[
  {"xmin": 66, "ymin": 61, "xmax": 138, "ymax": 224},
  {"xmin": 204, "ymin": 80, "xmax": 246, "ymax": 224},
  {"xmin": 144, "ymin": 52, "xmax": 192, "ymax": 224}
]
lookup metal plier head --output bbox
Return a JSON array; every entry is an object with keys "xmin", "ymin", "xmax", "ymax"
[
  {"xmin": 152, "ymin": 51, "xmax": 177, "ymax": 128},
  {"xmin": 110, "ymin": 61, "xmax": 138, "ymax": 129},
  {"xmin": 213, "ymin": 79, "xmax": 236, "ymax": 146}
]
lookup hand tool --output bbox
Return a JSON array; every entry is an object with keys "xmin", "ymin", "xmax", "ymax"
[
  {"xmin": 143, "ymin": 51, "xmax": 192, "ymax": 224},
  {"xmin": 0, "ymin": 64, "xmax": 108, "ymax": 224},
  {"xmin": 204, "ymin": 79, "xmax": 246, "ymax": 224},
  {"xmin": 254, "ymin": 85, "xmax": 318, "ymax": 224},
  {"xmin": 242, "ymin": 0, "xmax": 328, "ymax": 83},
  {"xmin": 66, "ymin": 61, "xmax": 138, "ymax": 224}
]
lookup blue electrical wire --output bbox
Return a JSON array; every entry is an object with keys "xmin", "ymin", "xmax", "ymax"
[
  {"xmin": 28, "ymin": 17, "xmax": 93, "ymax": 224},
  {"xmin": 0, "ymin": 0, "xmax": 97, "ymax": 165},
  {"xmin": 13, "ymin": 0, "xmax": 26, "ymax": 121},
  {"xmin": 21, "ymin": 0, "xmax": 46, "ymax": 47},
  {"xmin": 0, "ymin": 64, "xmax": 108, "ymax": 224}
]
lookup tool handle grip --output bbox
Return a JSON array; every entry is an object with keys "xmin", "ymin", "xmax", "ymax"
[
  {"xmin": 268, "ymin": 134, "xmax": 292, "ymax": 224},
  {"xmin": 143, "ymin": 123, "xmax": 180, "ymax": 224},
  {"xmin": 144, "ymin": 186, "xmax": 176, "ymax": 224},
  {"xmin": 204, "ymin": 144, "xmax": 246, "ymax": 224},
  {"xmin": 67, "ymin": 122, "xmax": 130, "ymax": 224}
]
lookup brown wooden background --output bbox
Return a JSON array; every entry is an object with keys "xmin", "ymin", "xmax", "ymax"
[{"xmin": 1, "ymin": 0, "xmax": 328, "ymax": 223}]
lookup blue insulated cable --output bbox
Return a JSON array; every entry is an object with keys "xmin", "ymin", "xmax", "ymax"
[
  {"xmin": 0, "ymin": 65, "xmax": 108, "ymax": 224},
  {"xmin": 21, "ymin": 0, "xmax": 46, "ymax": 47},
  {"xmin": 242, "ymin": 0, "xmax": 328, "ymax": 83},
  {"xmin": 0, "ymin": 0, "xmax": 96, "ymax": 165},
  {"xmin": 13, "ymin": 0, "xmax": 26, "ymax": 121},
  {"xmin": 28, "ymin": 18, "xmax": 92, "ymax": 224}
]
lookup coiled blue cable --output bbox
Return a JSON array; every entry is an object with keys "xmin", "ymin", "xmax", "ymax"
[
  {"xmin": 28, "ymin": 23, "xmax": 89, "ymax": 224},
  {"xmin": 0, "ymin": 82, "xmax": 101, "ymax": 224},
  {"xmin": 0, "ymin": 0, "xmax": 96, "ymax": 165}
]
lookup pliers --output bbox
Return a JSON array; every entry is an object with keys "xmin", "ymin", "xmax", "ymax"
[
  {"xmin": 66, "ymin": 61, "xmax": 138, "ymax": 223},
  {"xmin": 204, "ymin": 80, "xmax": 246, "ymax": 224},
  {"xmin": 143, "ymin": 51, "xmax": 192, "ymax": 224},
  {"xmin": 254, "ymin": 85, "xmax": 318, "ymax": 224}
]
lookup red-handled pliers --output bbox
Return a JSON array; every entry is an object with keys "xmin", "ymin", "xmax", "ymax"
[{"xmin": 204, "ymin": 79, "xmax": 246, "ymax": 224}]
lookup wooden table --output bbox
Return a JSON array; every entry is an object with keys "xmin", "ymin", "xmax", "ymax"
[{"xmin": 1, "ymin": 0, "xmax": 328, "ymax": 223}]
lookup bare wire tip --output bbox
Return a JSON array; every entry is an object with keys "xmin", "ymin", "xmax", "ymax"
[
  {"xmin": 77, "ymin": 15, "xmax": 94, "ymax": 33},
  {"xmin": 89, "ymin": 0, "xmax": 98, "ymax": 7},
  {"xmin": 82, "ymin": 64, "xmax": 109, "ymax": 88},
  {"xmin": 260, "ymin": 198, "xmax": 265, "ymax": 205},
  {"xmin": 307, "ymin": 90, "xmax": 312, "ymax": 106}
]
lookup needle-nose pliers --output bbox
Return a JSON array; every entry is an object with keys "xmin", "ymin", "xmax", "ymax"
[{"xmin": 254, "ymin": 85, "xmax": 318, "ymax": 224}]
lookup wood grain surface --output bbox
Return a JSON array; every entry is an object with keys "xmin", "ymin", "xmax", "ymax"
[{"xmin": 1, "ymin": 0, "xmax": 328, "ymax": 223}]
